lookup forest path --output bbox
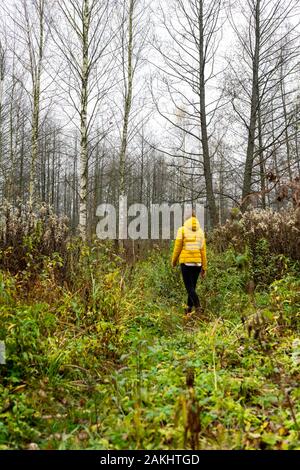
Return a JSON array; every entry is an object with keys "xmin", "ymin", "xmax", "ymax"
[{"xmin": 89, "ymin": 307, "xmax": 246, "ymax": 449}]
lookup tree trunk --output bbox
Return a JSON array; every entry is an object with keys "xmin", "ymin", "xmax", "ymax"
[
  {"xmin": 119, "ymin": 0, "xmax": 135, "ymax": 244},
  {"xmin": 0, "ymin": 46, "xmax": 4, "ymax": 168},
  {"xmin": 242, "ymin": 0, "xmax": 260, "ymax": 209},
  {"xmin": 78, "ymin": 0, "xmax": 90, "ymax": 241},
  {"xmin": 280, "ymin": 59, "xmax": 292, "ymax": 180},
  {"xmin": 28, "ymin": 0, "xmax": 45, "ymax": 208},
  {"xmin": 198, "ymin": 0, "xmax": 218, "ymax": 227},
  {"xmin": 258, "ymin": 107, "xmax": 266, "ymax": 209}
]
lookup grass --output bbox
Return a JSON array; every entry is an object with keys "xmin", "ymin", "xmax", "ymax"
[{"xmin": 0, "ymin": 246, "xmax": 299, "ymax": 450}]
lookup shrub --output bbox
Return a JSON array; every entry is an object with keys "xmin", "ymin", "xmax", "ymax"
[
  {"xmin": 0, "ymin": 202, "xmax": 71, "ymax": 276},
  {"xmin": 213, "ymin": 208, "xmax": 300, "ymax": 260},
  {"xmin": 212, "ymin": 208, "xmax": 300, "ymax": 286}
]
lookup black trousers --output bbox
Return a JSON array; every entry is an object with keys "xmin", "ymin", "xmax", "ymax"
[{"xmin": 181, "ymin": 264, "xmax": 201, "ymax": 309}]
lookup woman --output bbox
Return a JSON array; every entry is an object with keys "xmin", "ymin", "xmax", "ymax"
[{"xmin": 171, "ymin": 212, "xmax": 207, "ymax": 315}]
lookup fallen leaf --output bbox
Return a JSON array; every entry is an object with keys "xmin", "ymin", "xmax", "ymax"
[{"xmin": 13, "ymin": 384, "xmax": 27, "ymax": 393}]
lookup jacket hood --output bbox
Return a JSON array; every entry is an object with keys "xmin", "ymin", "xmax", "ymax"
[{"xmin": 184, "ymin": 216, "xmax": 201, "ymax": 232}]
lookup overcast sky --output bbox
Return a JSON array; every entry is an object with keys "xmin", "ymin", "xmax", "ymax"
[{"xmin": 1, "ymin": 0, "xmax": 300, "ymax": 166}]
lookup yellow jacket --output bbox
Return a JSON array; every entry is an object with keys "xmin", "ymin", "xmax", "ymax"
[{"xmin": 171, "ymin": 217, "xmax": 207, "ymax": 270}]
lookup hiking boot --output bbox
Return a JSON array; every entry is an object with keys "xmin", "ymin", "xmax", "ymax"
[
  {"xmin": 184, "ymin": 307, "xmax": 192, "ymax": 315},
  {"xmin": 195, "ymin": 306, "xmax": 205, "ymax": 316},
  {"xmin": 184, "ymin": 312, "xmax": 193, "ymax": 321}
]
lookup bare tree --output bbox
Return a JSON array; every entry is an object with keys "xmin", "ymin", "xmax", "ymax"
[
  {"xmin": 8, "ymin": 0, "xmax": 49, "ymax": 206},
  {"xmin": 52, "ymin": 0, "xmax": 116, "ymax": 240},
  {"xmin": 226, "ymin": 0, "xmax": 300, "ymax": 209},
  {"xmin": 118, "ymin": 0, "xmax": 135, "ymax": 202},
  {"xmin": 0, "ymin": 37, "xmax": 6, "ymax": 168},
  {"xmin": 107, "ymin": 0, "xmax": 150, "ymax": 243},
  {"xmin": 153, "ymin": 0, "xmax": 224, "ymax": 227}
]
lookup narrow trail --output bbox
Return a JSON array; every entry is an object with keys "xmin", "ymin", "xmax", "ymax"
[
  {"xmin": 87, "ymin": 302, "xmax": 297, "ymax": 450},
  {"xmin": 1, "ymin": 250, "xmax": 299, "ymax": 450}
]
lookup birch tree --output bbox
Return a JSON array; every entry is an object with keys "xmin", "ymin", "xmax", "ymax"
[
  {"xmin": 0, "ymin": 38, "xmax": 5, "ymax": 168},
  {"xmin": 119, "ymin": 0, "xmax": 135, "ymax": 200},
  {"xmin": 116, "ymin": 0, "xmax": 150, "ymax": 242},
  {"xmin": 118, "ymin": 0, "xmax": 136, "ymax": 242},
  {"xmin": 52, "ymin": 0, "xmax": 115, "ymax": 240},
  {"xmin": 9, "ymin": 0, "xmax": 49, "ymax": 207}
]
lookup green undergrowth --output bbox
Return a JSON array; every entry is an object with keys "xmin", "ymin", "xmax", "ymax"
[{"xmin": 0, "ymin": 246, "xmax": 299, "ymax": 450}]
